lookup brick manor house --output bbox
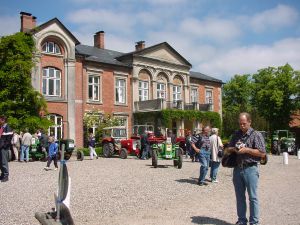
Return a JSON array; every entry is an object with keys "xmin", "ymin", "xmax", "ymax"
[{"xmin": 19, "ymin": 12, "xmax": 223, "ymax": 147}]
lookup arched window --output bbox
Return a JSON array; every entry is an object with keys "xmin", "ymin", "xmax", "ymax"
[
  {"xmin": 138, "ymin": 69, "xmax": 151, "ymax": 101},
  {"xmin": 48, "ymin": 114, "xmax": 63, "ymax": 140},
  {"xmin": 42, "ymin": 41, "xmax": 61, "ymax": 54},
  {"xmin": 42, "ymin": 67, "xmax": 61, "ymax": 97}
]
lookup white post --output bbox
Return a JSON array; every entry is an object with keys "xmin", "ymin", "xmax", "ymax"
[
  {"xmin": 297, "ymin": 150, "xmax": 300, "ymax": 160},
  {"xmin": 283, "ymin": 152, "xmax": 288, "ymax": 165}
]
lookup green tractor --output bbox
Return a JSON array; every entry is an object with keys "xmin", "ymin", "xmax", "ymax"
[
  {"xmin": 271, "ymin": 130, "xmax": 297, "ymax": 155},
  {"xmin": 151, "ymin": 137, "xmax": 183, "ymax": 169}
]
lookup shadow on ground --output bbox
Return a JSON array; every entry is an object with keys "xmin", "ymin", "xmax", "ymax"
[
  {"xmin": 175, "ymin": 177, "xmax": 198, "ymax": 185},
  {"xmin": 146, "ymin": 164, "xmax": 170, "ymax": 168},
  {"xmin": 191, "ymin": 216, "xmax": 233, "ymax": 225}
]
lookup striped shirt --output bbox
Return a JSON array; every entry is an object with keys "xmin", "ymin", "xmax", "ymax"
[
  {"xmin": 191, "ymin": 134, "xmax": 211, "ymax": 151},
  {"xmin": 229, "ymin": 127, "xmax": 266, "ymax": 164}
]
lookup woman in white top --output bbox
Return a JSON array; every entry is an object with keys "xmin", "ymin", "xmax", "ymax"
[{"xmin": 209, "ymin": 128, "xmax": 223, "ymax": 183}]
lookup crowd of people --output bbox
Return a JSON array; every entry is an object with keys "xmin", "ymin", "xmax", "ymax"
[{"xmin": 0, "ymin": 112, "xmax": 266, "ymax": 224}]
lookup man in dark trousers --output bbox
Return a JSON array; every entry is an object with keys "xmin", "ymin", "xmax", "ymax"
[
  {"xmin": 0, "ymin": 115, "xmax": 13, "ymax": 182},
  {"xmin": 140, "ymin": 131, "xmax": 151, "ymax": 160},
  {"xmin": 229, "ymin": 112, "xmax": 266, "ymax": 225}
]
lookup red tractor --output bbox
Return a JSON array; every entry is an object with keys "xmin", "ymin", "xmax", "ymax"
[{"xmin": 102, "ymin": 126, "xmax": 141, "ymax": 159}]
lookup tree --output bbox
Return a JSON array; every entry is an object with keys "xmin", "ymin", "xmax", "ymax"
[
  {"xmin": 252, "ymin": 64, "xmax": 300, "ymax": 132},
  {"xmin": 222, "ymin": 74, "xmax": 253, "ymax": 136},
  {"xmin": 222, "ymin": 74, "xmax": 269, "ymax": 137},
  {"xmin": 0, "ymin": 32, "xmax": 52, "ymax": 132}
]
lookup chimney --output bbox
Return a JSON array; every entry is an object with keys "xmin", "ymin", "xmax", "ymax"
[
  {"xmin": 135, "ymin": 41, "xmax": 145, "ymax": 51},
  {"xmin": 94, "ymin": 31, "xmax": 105, "ymax": 49},
  {"xmin": 20, "ymin": 12, "xmax": 36, "ymax": 32}
]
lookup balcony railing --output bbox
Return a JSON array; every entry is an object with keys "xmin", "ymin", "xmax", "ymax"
[{"xmin": 134, "ymin": 99, "xmax": 212, "ymax": 112}]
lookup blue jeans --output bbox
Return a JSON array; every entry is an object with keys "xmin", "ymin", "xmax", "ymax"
[
  {"xmin": 141, "ymin": 145, "xmax": 150, "ymax": 159},
  {"xmin": 210, "ymin": 161, "xmax": 220, "ymax": 181},
  {"xmin": 233, "ymin": 165, "xmax": 259, "ymax": 225},
  {"xmin": 20, "ymin": 145, "xmax": 30, "ymax": 162},
  {"xmin": 198, "ymin": 149, "xmax": 211, "ymax": 183}
]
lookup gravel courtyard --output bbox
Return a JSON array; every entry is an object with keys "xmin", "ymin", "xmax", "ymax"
[{"xmin": 1, "ymin": 154, "xmax": 300, "ymax": 225}]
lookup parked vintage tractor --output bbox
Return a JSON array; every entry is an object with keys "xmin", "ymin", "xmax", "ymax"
[
  {"xmin": 102, "ymin": 126, "xmax": 128, "ymax": 158},
  {"xmin": 151, "ymin": 137, "xmax": 183, "ymax": 169},
  {"xmin": 271, "ymin": 130, "xmax": 297, "ymax": 155}
]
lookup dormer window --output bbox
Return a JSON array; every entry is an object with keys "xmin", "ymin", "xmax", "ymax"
[{"xmin": 42, "ymin": 42, "xmax": 61, "ymax": 54}]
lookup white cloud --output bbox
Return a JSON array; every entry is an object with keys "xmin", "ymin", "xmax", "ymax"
[
  {"xmin": 145, "ymin": 0, "xmax": 188, "ymax": 5},
  {"xmin": 66, "ymin": 9, "xmax": 136, "ymax": 33},
  {"xmin": 0, "ymin": 16, "xmax": 19, "ymax": 36},
  {"xmin": 250, "ymin": 4, "xmax": 298, "ymax": 32},
  {"xmin": 179, "ymin": 17, "xmax": 241, "ymax": 42},
  {"xmin": 194, "ymin": 38, "xmax": 300, "ymax": 81}
]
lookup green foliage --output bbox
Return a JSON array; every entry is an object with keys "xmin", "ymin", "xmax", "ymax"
[
  {"xmin": 77, "ymin": 147, "xmax": 103, "ymax": 156},
  {"xmin": 0, "ymin": 32, "xmax": 51, "ymax": 131},
  {"xmin": 83, "ymin": 111, "xmax": 123, "ymax": 147},
  {"xmin": 252, "ymin": 64, "xmax": 300, "ymax": 132},
  {"xmin": 134, "ymin": 110, "xmax": 222, "ymax": 132},
  {"xmin": 222, "ymin": 64, "xmax": 299, "ymax": 137}
]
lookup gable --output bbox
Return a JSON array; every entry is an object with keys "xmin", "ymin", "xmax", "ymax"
[{"xmin": 142, "ymin": 48, "xmax": 185, "ymax": 65}]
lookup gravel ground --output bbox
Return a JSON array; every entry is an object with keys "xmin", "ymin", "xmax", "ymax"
[{"xmin": 1, "ymin": 154, "xmax": 300, "ymax": 225}]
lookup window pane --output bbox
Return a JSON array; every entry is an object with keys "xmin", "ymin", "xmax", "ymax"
[
  {"xmin": 94, "ymin": 86, "xmax": 99, "ymax": 100},
  {"xmin": 94, "ymin": 77, "xmax": 99, "ymax": 84},
  {"xmin": 49, "ymin": 79, "xmax": 54, "ymax": 95},
  {"xmin": 56, "ymin": 70, "xmax": 60, "ymax": 78},
  {"xmin": 89, "ymin": 85, "xmax": 93, "ymax": 99},
  {"xmin": 116, "ymin": 89, "xmax": 119, "ymax": 102},
  {"xmin": 57, "ymin": 127, "xmax": 62, "ymax": 139},
  {"xmin": 43, "ymin": 69, "xmax": 47, "ymax": 77},
  {"xmin": 57, "ymin": 117, "xmax": 62, "ymax": 125},
  {"xmin": 89, "ymin": 76, "xmax": 93, "ymax": 83},
  {"xmin": 55, "ymin": 44, "xmax": 61, "ymax": 54},
  {"xmin": 49, "ymin": 68, "xmax": 54, "ymax": 77},
  {"xmin": 56, "ymin": 80, "xmax": 60, "ymax": 96},
  {"xmin": 42, "ymin": 79, "xmax": 47, "ymax": 95},
  {"xmin": 48, "ymin": 42, "xmax": 54, "ymax": 53}
]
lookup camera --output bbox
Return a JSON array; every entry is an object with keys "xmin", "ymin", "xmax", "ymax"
[{"xmin": 235, "ymin": 142, "xmax": 246, "ymax": 150}]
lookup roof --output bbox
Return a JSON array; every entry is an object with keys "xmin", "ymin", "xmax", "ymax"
[
  {"xmin": 190, "ymin": 71, "xmax": 224, "ymax": 84},
  {"xmin": 117, "ymin": 42, "xmax": 192, "ymax": 67},
  {"xmin": 75, "ymin": 45, "xmax": 131, "ymax": 68},
  {"xmin": 30, "ymin": 18, "xmax": 80, "ymax": 45}
]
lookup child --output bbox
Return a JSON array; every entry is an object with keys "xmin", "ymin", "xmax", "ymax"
[{"xmin": 44, "ymin": 136, "xmax": 58, "ymax": 171}]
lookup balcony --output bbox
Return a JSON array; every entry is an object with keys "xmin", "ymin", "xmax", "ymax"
[{"xmin": 134, "ymin": 99, "xmax": 212, "ymax": 112}]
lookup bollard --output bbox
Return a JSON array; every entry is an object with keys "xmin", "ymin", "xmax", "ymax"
[
  {"xmin": 298, "ymin": 150, "xmax": 300, "ymax": 160},
  {"xmin": 283, "ymin": 152, "xmax": 288, "ymax": 165}
]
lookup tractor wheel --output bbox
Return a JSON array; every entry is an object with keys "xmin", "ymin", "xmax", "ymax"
[
  {"xmin": 120, "ymin": 148, "xmax": 128, "ymax": 159},
  {"xmin": 152, "ymin": 149, "xmax": 158, "ymax": 168},
  {"xmin": 77, "ymin": 150, "xmax": 84, "ymax": 161},
  {"xmin": 177, "ymin": 148, "xmax": 183, "ymax": 169},
  {"xmin": 103, "ymin": 143, "xmax": 114, "ymax": 158}
]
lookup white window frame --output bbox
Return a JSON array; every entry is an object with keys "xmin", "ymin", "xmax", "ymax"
[
  {"xmin": 42, "ymin": 42, "xmax": 61, "ymax": 54},
  {"xmin": 157, "ymin": 82, "xmax": 166, "ymax": 99},
  {"xmin": 115, "ymin": 78, "xmax": 126, "ymax": 104},
  {"xmin": 48, "ymin": 114, "xmax": 63, "ymax": 140},
  {"xmin": 88, "ymin": 74, "xmax": 100, "ymax": 101},
  {"xmin": 42, "ymin": 67, "xmax": 61, "ymax": 97},
  {"xmin": 139, "ymin": 81, "xmax": 149, "ymax": 101},
  {"xmin": 205, "ymin": 89, "xmax": 213, "ymax": 110},
  {"xmin": 190, "ymin": 88, "xmax": 198, "ymax": 103},
  {"xmin": 173, "ymin": 85, "xmax": 182, "ymax": 102}
]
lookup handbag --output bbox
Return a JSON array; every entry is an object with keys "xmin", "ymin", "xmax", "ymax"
[
  {"xmin": 221, "ymin": 148, "xmax": 238, "ymax": 168},
  {"xmin": 217, "ymin": 137, "xmax": 223, "ymax": 158}
]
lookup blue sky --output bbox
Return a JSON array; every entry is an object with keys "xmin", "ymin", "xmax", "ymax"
[{"xmin": 1, "ymin": 0, "xmax": 300, "ymax": 81}]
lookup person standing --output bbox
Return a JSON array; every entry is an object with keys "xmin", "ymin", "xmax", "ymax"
[
  {"xmin": 229, "ymin": 112, "xmax": 266, "ymax": 225},
  {"xmin": 11, "ymin": 130, "xmax": 20, "ymax": 161},
  {"xmin": 44, "ymin": 136, "xmax": 58, "ymax": 170},
  {"xmin": 191, "ymin": 126, "xmax": 211, "ymax": 186},
  {"xmin": 0, "ymin": 115, "xmax": 13, "ymax": 182},
  {"xmin": 39, "ymin": 129, "xmax": 49, "ymax": 156},
  {"xmin": 209, "ymin": 128, "xmax": 223, "ymax": 183},
  {"xmin": 88, "ymin": 132, "xmax": 98, "ymax": 160},
  {"xmin": 140, "ymin": 131, "xmax": 151, "ymax": 160},
  {"xmin": 20, "ymin": 129, "xmax": 32, "ymax": 162},
  {"xmin": 185, "ymin": 130, "xmax": 192, "ymax": 159}
]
